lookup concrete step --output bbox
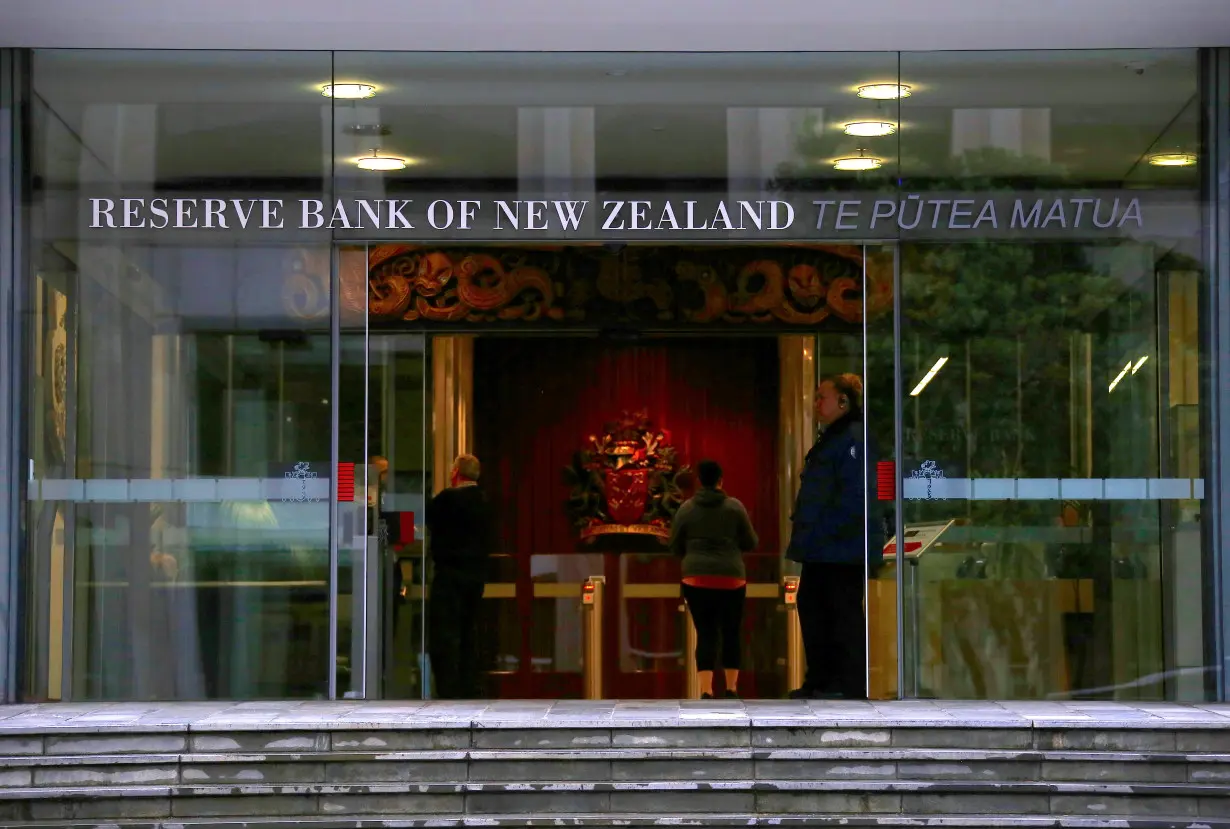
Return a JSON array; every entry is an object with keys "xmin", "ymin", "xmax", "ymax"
[
  {"xmin": 1, "ymin": 764, "xmax": 1228, "ymax": 821},
  {"xmin": 3, "ymin": 747, "xmax": 1230, "ymax": 784},
  {"xmin": 9, "ymin": 818, "xmax": 1230, "ymax": 829},
  {"xmin": 1, "ymin": 701, "xmax": 1229, "ymax": 826}
]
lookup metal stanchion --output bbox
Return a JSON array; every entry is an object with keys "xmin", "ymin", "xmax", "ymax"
[
  {"xmin": 682, "ymin": 600, "xmax": 699, "ymax": 699},
  {"xmin": 581, "ymin": 576, "xmax": 606, "ymax": 700},
  {"xmin": 783, "ymin": 575, "xmax": 804, "ymax": 693}
]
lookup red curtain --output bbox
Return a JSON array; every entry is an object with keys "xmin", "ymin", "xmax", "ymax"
[
  {"xmin": 473, "ymin": 337, "xmax": 781, "ymax": 698},
  {"xmin": 475, "ymin": 337, "xmax": 780, "ymax": 557}
]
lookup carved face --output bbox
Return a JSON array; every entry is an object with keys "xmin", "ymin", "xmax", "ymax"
[
  {"xmin": 415, "ymin": 252, "xmax": 454, "ymax": 296},
  {"xmin": 788, "ymin": 264, "xmax": 824, "ymax": 305}
]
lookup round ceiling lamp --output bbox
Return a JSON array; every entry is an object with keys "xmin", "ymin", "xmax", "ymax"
[
  {"xmin": 1147, "ymin": 152, "xmax": 1196, "ymax": 167},
  {"xmin": 355, "ymin": 149, "xmax": 407, "ymax": 172},
  {"xmin": 844, "ymin": 120, "xmax": 897, "ymax": 137},
  {"xmin": 833, "ymin": 149, "xmax": 882, "ymax": 171},
  {"xmin": 857, "ymin": 83, "xmax": 911, "ymax": 100},
  {"xmin": 322, "ymin": 83, "xmax": 376, "ymax": 100}
]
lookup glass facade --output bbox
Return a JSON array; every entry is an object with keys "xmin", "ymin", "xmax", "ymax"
[{"xmin": 5, "ymin": 48, "xmax": 1226, "ymax": 702}]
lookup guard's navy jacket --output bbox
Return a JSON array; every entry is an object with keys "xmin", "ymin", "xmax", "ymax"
[{"xmin": 786, "ymin": 413, "xmax": 885, "ymax": 570}]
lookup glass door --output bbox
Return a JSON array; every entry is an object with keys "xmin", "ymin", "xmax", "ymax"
[
  {"xmin": 340, "ymin": 241, "xmax": 900, "ymax": 701},
  {"xmin": 863, "ymin": 242, "xmax": 901, "ymax": 700},
  {"xmin": 337, "ymin": 245, "xmax": 430, "ymax": 699}
]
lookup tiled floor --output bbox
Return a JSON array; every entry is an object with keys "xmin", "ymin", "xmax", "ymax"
[{"xmin": 0, "ymin": 699, "xmax": 1228, "ymax": 732}]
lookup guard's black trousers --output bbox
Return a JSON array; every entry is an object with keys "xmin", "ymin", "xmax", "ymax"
[
  {"xmin": 427, "ymin": 572, "xmax": 486, "ymax": 699},
  {"xmin": 796, "ymin": 562, "xmax": 868, "ymax": 699}
]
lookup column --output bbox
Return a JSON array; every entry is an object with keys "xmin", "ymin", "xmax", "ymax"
[
  {"xmin": 950, "ymin": 108, "xmax": 1051, "ymax": 162},
  {"xmin": 0, "ymin": 50, "xmax": 25, "ymax": 703},
  {"xmin": 328, "ymin": 103, "xmax": 389, "ymax": 203},
  {"xmin": 727, "ymin": 108, "xmax": 820, "ymax": 199},
  {"xmin": 517, "ymin": 107, "xmax": 596, "ymax": 236},
  {"xmin": 76, "ymin": 103, "xmax": 162, "ymax": 699},
  {"xmin": 432, "ymin": 336, "xmax": 475, "ymax": 496}
]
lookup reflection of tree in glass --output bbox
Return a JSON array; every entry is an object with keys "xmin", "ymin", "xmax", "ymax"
[{"xmin": 898, "ymin": 151, "xmax": 1157, "ymax": 546}]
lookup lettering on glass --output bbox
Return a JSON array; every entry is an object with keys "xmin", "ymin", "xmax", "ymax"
[
  {"xmin": 910, "ymin": 460, "xmax": 946, "ymax": 500},
  {"xmin": 285, "ymin": 461, "xmax": 319, "ymax": 503},
  {"xmin": 85, "ymin": 193, "xmax": 1156, "ymax": 236}
]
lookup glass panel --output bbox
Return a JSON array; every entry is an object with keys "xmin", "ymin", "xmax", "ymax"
[
  {"xmin": 338, "ymin": 243, "xmax": 431, "ymax": 700},
  {"xmin": 336, "ymin": 327, "xmax": 367, "ymax": 698},
  {"xmin": 864, "ymin": 242, "xmax": 900, "ymax": 700},
  {"xmin": 897, "ymin": 49, "xmax": 1210, "ymax": 700},
  {"xmin": 328, "ymin": 52, "xmax": 899, "ymax": 217},
  {"xmin": 530, "ymin": 553, "xmax": 605, "ymax": 676},
  {"xmin": 327, "ymin": 52, "xmax": 893, "ymax": 701},
  {"xmin": 798, "ymin": 245, "xmax": 884, "ymax": 701},
  {"xmin": 23, "ymin": 50, "xmax": 333, "ymax": 701},
  {"xmin": 369, "ymin": 332, "xmax": 429, "ymax": 699}
]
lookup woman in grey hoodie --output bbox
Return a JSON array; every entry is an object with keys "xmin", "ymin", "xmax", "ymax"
[{"xmin": 669, "ymin": 460, "xmax": 759, "ymax": 699}]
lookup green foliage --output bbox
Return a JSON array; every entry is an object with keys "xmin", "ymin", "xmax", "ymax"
[{"xmin": 772, "ymin": 121, "xmax": 1159, "ymax": 534}]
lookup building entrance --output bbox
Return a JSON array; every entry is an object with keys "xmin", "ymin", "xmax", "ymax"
[
  {"xmin": 15, "ymin": 48, "xmax": 1219, "ymax": 707},
  {"xmin": 334, "ymin": 242, "xmax": 897, "ymax": 700}
]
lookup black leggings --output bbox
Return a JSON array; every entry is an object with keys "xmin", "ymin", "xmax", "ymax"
[{"xmin": 681, "ymin": 584, "xmax": 746, "ymax": 672}]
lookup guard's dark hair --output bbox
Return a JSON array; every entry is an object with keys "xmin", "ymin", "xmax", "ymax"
[
  {"xmin": 696, "ymin": 459, "xmax": 723, "ymax": 489},
  {"xmin": 819, "ymin": 372, "xmax": 864, "ymax": 413}
]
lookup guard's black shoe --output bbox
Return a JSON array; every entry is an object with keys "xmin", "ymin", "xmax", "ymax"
[
  {"xmin": 810, "ymin": 689, "xmax": 848, "ymax": 700},
  {"xmin": 789, "ymin": 686, "xmax": 846, "ymax": 700}
]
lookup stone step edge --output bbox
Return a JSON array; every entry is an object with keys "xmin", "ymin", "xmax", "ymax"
[
  {"xmin": 3, "ymin": 780, "xmax": 1230, "ymax": 800},
  {"xmin": 3, "ymin": 815, "xmax": 1230, "ymax": 829},
  {"xmin": 5, "ymin": 748, "xmax": 1230, "ymax": 765},
  {"xmin": 5, "ymin": 721, "xmax": 1230, "ymax": 734}
]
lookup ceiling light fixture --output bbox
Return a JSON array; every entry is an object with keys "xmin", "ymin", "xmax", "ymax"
[
  {"xmin": 1108, "ymin": 360, "xmax": 1133, "ymax": 393},
  {"xmin": 844, "ymin": 120, "xmax": 897, "ymax": 137},
  {"xmin": 833, "ymin": 149, "xmax": 882, "ymax": 171},
  {"xmin": 1131, "ymin": 355, "xmax": 1149, "ymax": 374},
  {"xmin": 910, "ymin": 357, "xmax": 949, "ymax": 396},
  {"xmin": 857, "ymin": 83, "xmax": 911, "ymax": 100},
  {"xmin": 355, "ymin": 149, "xmax": 407, "ymax": 172},
  {"xmin": 1147, "ymin": 152, "xmax": 1196, "ymax": 167},
  {"xmin": 322, "ymin": 83, "xmax": 376, "ymax": 100}
]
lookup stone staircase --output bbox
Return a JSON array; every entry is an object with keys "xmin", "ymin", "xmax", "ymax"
[{"xmin": 0, "ymin": 700, "xmax": 1228, "ymax": 827}]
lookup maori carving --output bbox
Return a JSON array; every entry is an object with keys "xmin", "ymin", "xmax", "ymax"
[
  {"xmin": 354, "ymin": 244, "xmax": 894, "ymax": 328},
  {"xmin": 359, "ymin": 246, "xmax": 564, "ymax": 323},
  {"xmin": 596, "ymin": 254, "xmax": 674, "ymax": 319},
  {"xmin": 282, "ymin": 248, "xmax": 331, "ymax": 321},
  {"xmin": 675, "ymin": 245, "xmax": 892, "ymax": 325}
]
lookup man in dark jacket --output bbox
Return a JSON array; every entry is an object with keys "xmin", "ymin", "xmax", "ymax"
[
  {"xmin": 786, "ymin": 373, "xmax": 884, "ymax": 700},
  {"xmin": 426, "ymin": 454, "xmax": 494, "ymax": 699}
]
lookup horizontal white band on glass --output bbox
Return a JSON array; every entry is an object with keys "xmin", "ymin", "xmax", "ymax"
[
  {"xmin": 27, "ymin": 476, "xmax": 1207, "ymax": 503},
  {"xmin": 903, "ymin": 477, "xmax": 1205, "ymax": 500},
  {"xmin": 27, "ymin": 477, "xmax": 333, "ymax": 503}
]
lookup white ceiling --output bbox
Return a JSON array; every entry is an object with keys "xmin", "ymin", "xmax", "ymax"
[
  {"xmin": 2, "ymin": 0, "xmax": 1228, "ymax": 51},
  {"xmin": 30, "ymin": 50, "xmax": 1201, "ymax": 187}
]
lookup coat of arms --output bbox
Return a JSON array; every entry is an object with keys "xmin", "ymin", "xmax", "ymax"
[{"xmin": 563, "ymin": 410, "xmax": 689, "ymax": 543}]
